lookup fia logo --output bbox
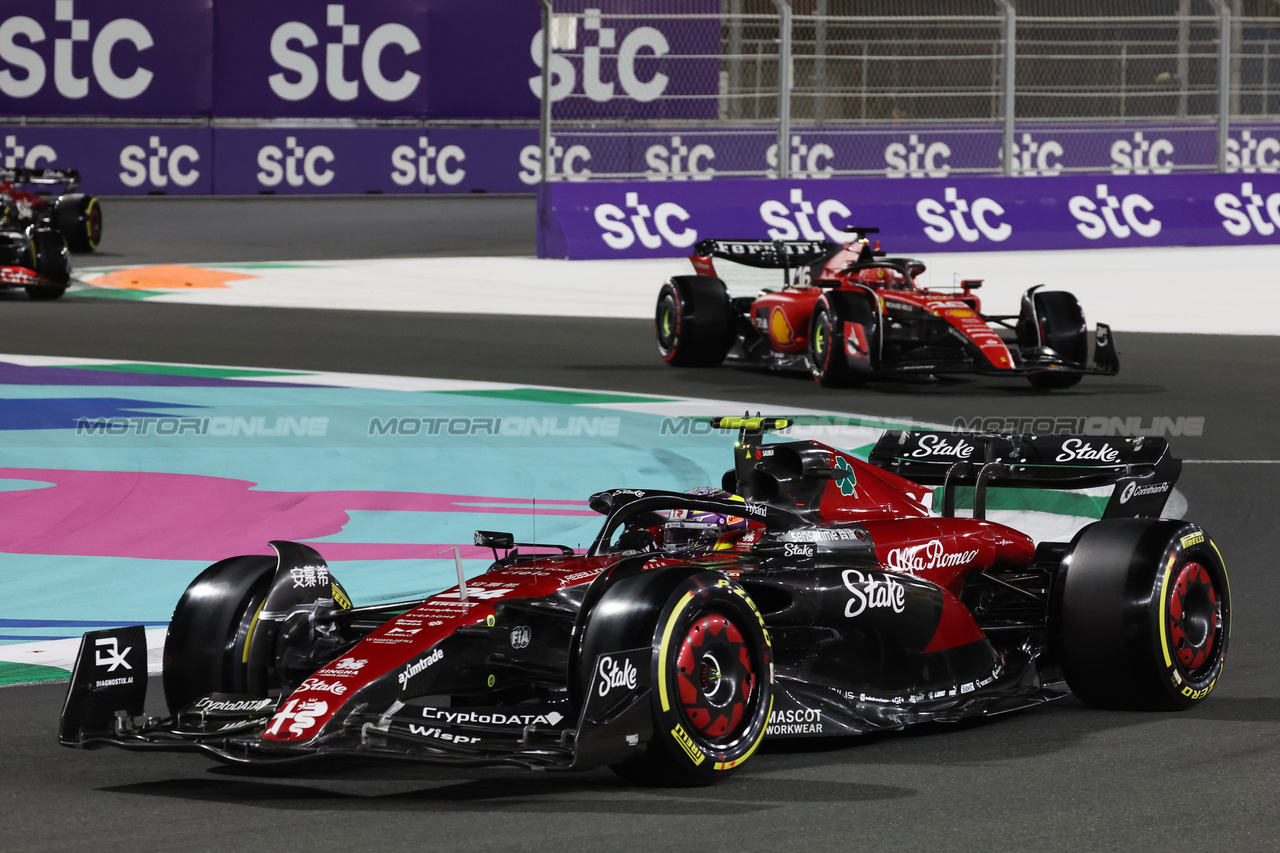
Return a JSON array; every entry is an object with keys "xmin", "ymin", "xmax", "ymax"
[
  {"xmin": 269, "ymin": 4, "xmax": 421, "ymax": 102},
  {"xmin": 510, "ymin": 625, "xmax": 532, "ymax": 650},
  {"xmin": 119, "ymin": 136, "xmax": 200, "ymax": 188}
]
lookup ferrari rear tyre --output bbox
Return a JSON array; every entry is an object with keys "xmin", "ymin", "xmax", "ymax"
[
  {"xmin": 162, "ymin": 555, "xmax": 276, "ymax": 714},
  {"xmin": 1024, "ymin": 291, "xmax": 1086, "ymax": 389},
  {"xmin": 1053, "ymin": 519, "xmax": 1230, "ymax": 711},
  {"xmin": 24, "ymin": 226, "xmax": 70, "ymax": 300},
  {"xmin": 611, "ymin": 574, "xmax": 772, "ymax": 785},
  {"xmin": 655, "ymin": 276, "xmax": 735, "ymax": 367},
  {"xmin": 53, "ymin": 194, "xmax": 102, "ymax": 252}
]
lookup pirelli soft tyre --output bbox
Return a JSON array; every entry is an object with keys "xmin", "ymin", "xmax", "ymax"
[
  {"xmin": 53, "ymin": 193, "xmax": 102, "ymax": 252},
  {"xmin": 655, "ymin": 276, "xmax": 735, "ymax": 367},
  {"xmin": 809, "ymin": 292, "xmax": 874, "ymax": 388},
  {"xmin": 1053, "ymin": 519, "xmax": 1230, "ymax": 711},
  {"xmin": 612, "ymin": 574, "xmax": 773, "ymax": 786},
  {"xmin": 162, "ymin": 555, "xmax": 276, "ymax": 714},
  {"xmin": 24, "ymin": 226, "xmax": 70, "ymax": 300}
]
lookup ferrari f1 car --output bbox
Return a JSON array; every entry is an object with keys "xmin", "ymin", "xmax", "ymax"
[
  {"xmin": 60, "ymin": 417, "xmax": 1228, "ymax": 784},
  {"xmin": 655, "ymin": 229, "xmax": 1118, "ymax": 389},
  {"xmin": 1, "ymin": 168, "xmax": 102, "ymax": 253}
]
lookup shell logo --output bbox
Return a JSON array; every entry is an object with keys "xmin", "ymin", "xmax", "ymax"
[
  {"xmin": 949, "ymin": 308, "xmax": 976, "ymax": 319},
  {"xmin": 770, "ymin": 308, "xmax": 795, "ymax": 345}
]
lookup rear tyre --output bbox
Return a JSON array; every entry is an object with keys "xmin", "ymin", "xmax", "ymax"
[
  {"xmin": 162, "ymin": 555, "xmax": 276, "ymax": 714},
  {"xmin": 1024, "ymin": 291, "xmax": 1086, "ymax": 389},
  {"xmin": 23, "ymin": 226, "xmax": 70, "ymax": 300},
  {"xmin": 610, "ymin": 574, "xmax": 772, "ymax": 785},
  {"xmin": 53, "ymin": 193, "xmax": 102, "ymax": 252},
  {"xmin": 809, "ymin": 292, "xmax": 874, "ymax": 388},
  {"xmin": 655, "ymin": 276, "xmax": 735, "ymax": 367},
  {"xmin": 1053, "ymin": 520, "xmax": 1230, "ymax": 711}
]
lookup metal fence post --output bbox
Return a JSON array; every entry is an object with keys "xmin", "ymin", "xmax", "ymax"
[
  {"xmin": 539, "ymin": 0, "xmax": 554, "ymax": 188},
  {"xmin": 771, "ymin": 0, "xmax": 792, "ymax": 179},
  {"xmin": 1213, "ymin": 0, "xmax": 1231, "ymax": 171},
  {"xmin": 993, "ymin": 0, "xmax": 1015, "ymax": 177}
]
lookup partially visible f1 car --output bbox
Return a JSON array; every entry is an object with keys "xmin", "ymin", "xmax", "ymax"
[
  {"xmin": 1, "ymin": 168, "xmax": 102, "ymax": 253},
  {"xmin": 0, "ymin": 222, "xmax": 70, "ymax": 301},
  {"xmin": 655, "ymin": 228, "xmax": 1118, "ymax": 389},
  {"xmin": 59, "ymin": 417, "xmax": 1228, "ymax": 784}
]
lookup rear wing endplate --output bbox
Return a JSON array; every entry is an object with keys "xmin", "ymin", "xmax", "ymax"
[{"xmin": 868, "ymin": 430, "xmax": 1181, "ymax": 521}]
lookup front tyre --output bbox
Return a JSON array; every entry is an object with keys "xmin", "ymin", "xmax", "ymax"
[
  {"xmin": 24, "ymin": 226, "xmax": 70, "ymax": 300},
  {"xmin": 1053, "ymin": 520, "xmax": 1230, "ymax": 711},
  {"xmin": 809, "ymin": 292, "xmax": 874, "ymax": 388},
  {"xmin": 612, "ymin": 574, "xmax": 772, "ymax": 785},
  {"xmin": 53, "ymin": 194, "xmax": 103, "ymax": 252},
  {"xmin": 655, "ymin": 276, "xmax": 735, "ymax": 367},
  {"xmin": 1022, "ymin": 290, "xmax": 1086, "ymax": 389}
]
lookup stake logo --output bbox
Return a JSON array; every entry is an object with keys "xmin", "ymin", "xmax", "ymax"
[
  {"xmin": 529, "ymin": 8, "xmax": 671, "ymax": 104},
  {"xmin": 268, "ymin": 4, "xmax": 420, "ymax": 103},
  {"xmin": 916, "ymin": 188, "xmax": 1012, "ymax": 244},
  {"xmin": 1068, "ymin": 184, "xmax": 1161, "ymax": 240},
  {"xmin": 0, "ymin": 0, "xmax": 154, "ymax": 100},
  {"xmin": 119, "ymin": 135, "xmax": 200, "ymax": 189}
]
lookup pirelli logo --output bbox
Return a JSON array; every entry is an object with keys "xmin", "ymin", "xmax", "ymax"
[
  {"xmin": 670, "ymin": 724, "xmax": 706, "ymax": 766},
  {"xmin": 332, "ymin": 584, "xmax": 352, "ymax": 610},
  {"xmin": 1180, "ymin": 532, "xmax": 1205, "ymax": 549}
]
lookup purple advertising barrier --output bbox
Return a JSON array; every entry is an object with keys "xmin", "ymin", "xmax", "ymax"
[
  {"xmin": 0, "ymin": 0, "xmax": 212, "ymax": 117},
  {"xmin": 0, "ymin": 126, "xmax": 213, "ymax": 194},
  {"xmin": 210, "ymin": 126, "xmax": 537, "ymax": 194},
  {"xmin": 537, "ymin": 173, "xmax": 1280, "ymax": 259}
]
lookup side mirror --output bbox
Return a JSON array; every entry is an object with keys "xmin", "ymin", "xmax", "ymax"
[
  {"xmin": 473, "ymin": 530, "xmax": 514, "ymax": 550},
  {"xmin": 961, "ymin": 279, "xmax": 983, "ymax": 290}
]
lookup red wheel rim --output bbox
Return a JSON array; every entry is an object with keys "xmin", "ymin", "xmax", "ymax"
[
  {"xmin": 674, "ymin": 611, "xmax": 756, "ymax": 742},
  {"xmin": 87, "ymin": 203, "xmax": 103, "ymax": 245},
  {"xmin": 1168, "ymin": 560, "xmax": 1221, "ymax": 676}
]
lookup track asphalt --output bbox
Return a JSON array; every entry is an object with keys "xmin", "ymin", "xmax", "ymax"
[{"xmin": 1, "ymin": 196, "xmax": 1277, "ymax": 852}]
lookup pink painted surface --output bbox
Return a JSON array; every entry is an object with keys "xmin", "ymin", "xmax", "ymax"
[{"xmin": 0, "ymin": 468, "xmax": 594, "ymax": 561}]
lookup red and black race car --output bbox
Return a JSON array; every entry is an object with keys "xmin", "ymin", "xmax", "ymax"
[
  {"xmin": 0, "ymin": 223, "xmax": 70, "ymax": 301},
  {"xmin": 656, "ymin": 229, "xmax": 1118, "ymax": 389},
  {"xmin": 59, "ymin": 417, "xmax": 1228, "ymax": 784},
  {"xmin": 1, "ymin": 168, "xmax": 102, "ymax": 252}
]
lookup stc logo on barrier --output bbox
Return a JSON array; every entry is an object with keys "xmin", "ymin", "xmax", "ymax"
[
  {"xmin": 917, "ymin": 188, "xmax": 1012, "ymax": 243},
  {"xmin": 530, "ymin": 8, "xmax": 670, "ymax": 104},
  {"xmin": 119, "ymin": 136, "xmax": 199, "ymax": 189},
  {"xmin": 1110, "ymin": 131, "xmax": 1174, "ymax": 175},
  {"xmin": 1068, "ymin": 184, "xmax": 1161, "ymax": 240},
  {"xmin": 257, "ymin": 137, "xmax": 335, "ymax": 188},
  {"xmin": 0, "ymin": 0, "xmax": 153, "ymax": 99},
  {"xmin": 768, "ymin": 136, "xmax": 835, "ymax": 179},
  {"xmin": 519, "ymin": 136, "xmax": 593, "ymax": 185},
  {"xmin": 761, "ymin": 189, "xmax": 850, "ymax": 241},
  {"xmin": 391, "ymin": 136, "xmax": 465, "ymax": 188},
  {"xmin": 645, "ymin": 136, "xmax": 716, "ymax": 181},
  {"xmin": 2, "ymin": 135, "xmax": 56, "ymax": 169},
  {"xmin": 885, "ymin": 134, "xmax": 951, "ymax": 178},
  {"xmin": 1001, "ymin": 133, "xmax": 1064, "ymax": 177},
  {"xmin": 1225, "ymin": 130, "xmax": 1280, "ymax": 174},
  {"xmin": 269, "ymin": 5, "xmax": 420, "ymax": 102},
  {"xmin": 595, "ymin": 191, "xmax": 696, "ymax": 250},
  {"xmin": 1216, "ymin": 182, "xmax": 1280, "ymax": 236}
]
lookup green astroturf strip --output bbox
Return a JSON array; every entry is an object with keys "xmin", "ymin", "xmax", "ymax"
[
  {"xmin": 56, "ymin": 364, "xmax": 310, "ymax": 379},
  {"xmin": 932, "ymin": 486, "xmax": 1109, "ymax": 517},
  {"xmin": 74, "ymin": 288, "xmax": 164, "ymax": 300},
  {"xmin": 435, "ymin": 388, "xmax": 675, "ymax": 405},
  {"xmin": 0, "ymin": 662, "xmax": 68, "ymax": 687}
]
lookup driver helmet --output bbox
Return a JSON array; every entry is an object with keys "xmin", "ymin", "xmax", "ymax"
[
  {"xmin": 856, "ymin": 267, "xmax": 906, "ymax": 287},
  {"xmin": 662, "ymin": 486, "xmax": 748, "ymax": 552}
]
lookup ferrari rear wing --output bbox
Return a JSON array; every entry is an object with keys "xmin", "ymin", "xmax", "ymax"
[
  {"xmin": 691, "ymin": 238, "xmax": 839, "ymax": 270},
  {"xmin": 0, "ymin": 167, "xmax": 81, "ymax": 191},
  {"xmin": 868, "ymin": 430, "xmax": 1181, "ymax": 521}
]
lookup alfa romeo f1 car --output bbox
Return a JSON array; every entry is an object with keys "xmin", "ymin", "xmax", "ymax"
[
  {"xmin": 0, "ymin": 221, "xmax": 70, "ymax": 301},
  {"xmin": 60, "ymin": 417, "xmax": 1228, "ymax": 784},
  {"xmin": 655, "ymin": 229, "xmax": 1118, "ymax": 389},
  {"xmin": 1, "ymin": 168, "xmax": 102, "ymax": 252}
]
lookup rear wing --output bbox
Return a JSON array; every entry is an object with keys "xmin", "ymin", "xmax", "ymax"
[
  {"xmin": 867, "ymin": 430, "xmax": 1181, "ymax": 521},
  {"xmin": 0, "ymin": 167, "xmax": 81, "ymax": 191},
  {"xmin": 691, "ymin": 239, "xmax": 840, "ymax": 270}
]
